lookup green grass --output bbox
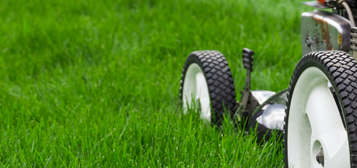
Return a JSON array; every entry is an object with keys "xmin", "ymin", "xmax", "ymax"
[{"xmin": 0, "ymin": 0, "xmax": 312, "ymax": 167}]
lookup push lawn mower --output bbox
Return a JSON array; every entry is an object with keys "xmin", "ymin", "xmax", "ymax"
[{"xmin": 179, "ymin": 0, "xmax": 357, "ymax": 167}]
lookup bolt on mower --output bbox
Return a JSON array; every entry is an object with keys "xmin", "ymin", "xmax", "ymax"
[{"xmin": 179, "ymin": 0, "xmax": 357, "ymax": 167}]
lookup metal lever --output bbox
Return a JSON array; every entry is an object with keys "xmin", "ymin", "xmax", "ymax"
[
  {"xmin": 238, "ymin": 48, "xmax": 255, "ymax": 122},
  {"xmin": 242, "ymin": 48, "xmax": 254, "ymax": 90}
]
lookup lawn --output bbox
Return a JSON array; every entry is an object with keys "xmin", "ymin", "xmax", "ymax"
[{"xmin": 0, "ymin": 0, "xmax": 310, "ymax": 167}]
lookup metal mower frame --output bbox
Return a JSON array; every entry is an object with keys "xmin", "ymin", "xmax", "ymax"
[{"xmin": 180, "ymin": 0, "xmax": 357, "ymax": 167}]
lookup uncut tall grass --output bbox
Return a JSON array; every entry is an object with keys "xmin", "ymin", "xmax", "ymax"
[{"xmin": 0, "ymin": 0, "xmax": 309, "ymax": 167}]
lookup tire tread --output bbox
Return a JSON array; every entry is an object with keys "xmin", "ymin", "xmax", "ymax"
[
  {"xmin": 179, "ymin": 50, "xmax": 237, "ymax": 125},
  {"xmin": 284, "ymin": 51, "xmax": 357, "ymax": 167}
]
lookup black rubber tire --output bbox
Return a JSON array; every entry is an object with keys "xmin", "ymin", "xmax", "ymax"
[
  {"xmin": 179, "ymin": 50, "xmax": 237, "ymax": 126},
  {"xmin": 284, "ymin": 51, "xmax": 357, "ymax": 167}
]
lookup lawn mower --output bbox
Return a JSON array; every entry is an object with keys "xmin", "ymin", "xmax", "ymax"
[{"xmin": 179, "ymin": 0, "xmax": 357, "ymax": 167}]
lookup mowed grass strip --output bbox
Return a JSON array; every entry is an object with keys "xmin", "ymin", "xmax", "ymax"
[{"xmin": 0, "ymin": 0, "xmax": 309, "ymax": 167}]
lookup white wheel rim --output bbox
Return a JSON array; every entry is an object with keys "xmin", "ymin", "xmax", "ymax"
[
  {"xmin": 182, "ymin": 63, "xmax": 211, "ymax": 120},
  {"xmin": 288, "ymin": 67, "xmax": 350, "ymax": 168}
]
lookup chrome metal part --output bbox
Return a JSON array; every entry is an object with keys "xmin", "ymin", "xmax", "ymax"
[
  {"xmin": 256, "ymin": 104, "xmax": 285, "ymax": 130},
  {"xmin": 341, "ymin": 1, "xmax": 355, "ymax": 27},
  {"xmin": 301, "ymin": 10, "xmax": 351, "ymax": 56},
  {"xmin": 253, "ymin": 89, "xmax": 288, "ymax": 131},
  {"xmin": 237, "ymin": 90, "xmax": 275, "ymax": 125},
  {"xmin": 251, "ymin": 90, "xmax": 276, "ymax": 105},
  {"xmin": 316, "ymin": 148, "xmax": 325, "ymax": 166},
  {"xmin": 303, "ymin": 1, "xmax": 331, "ymax": 9}
]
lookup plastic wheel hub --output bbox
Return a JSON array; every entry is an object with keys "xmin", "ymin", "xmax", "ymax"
[
  {"xmin": 182, "ymin": 63, "xmax": 211, "ymax": 120},
  {"xmin": 287, "ymin": 67, "xmax": 350, "ymax": 167}
]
